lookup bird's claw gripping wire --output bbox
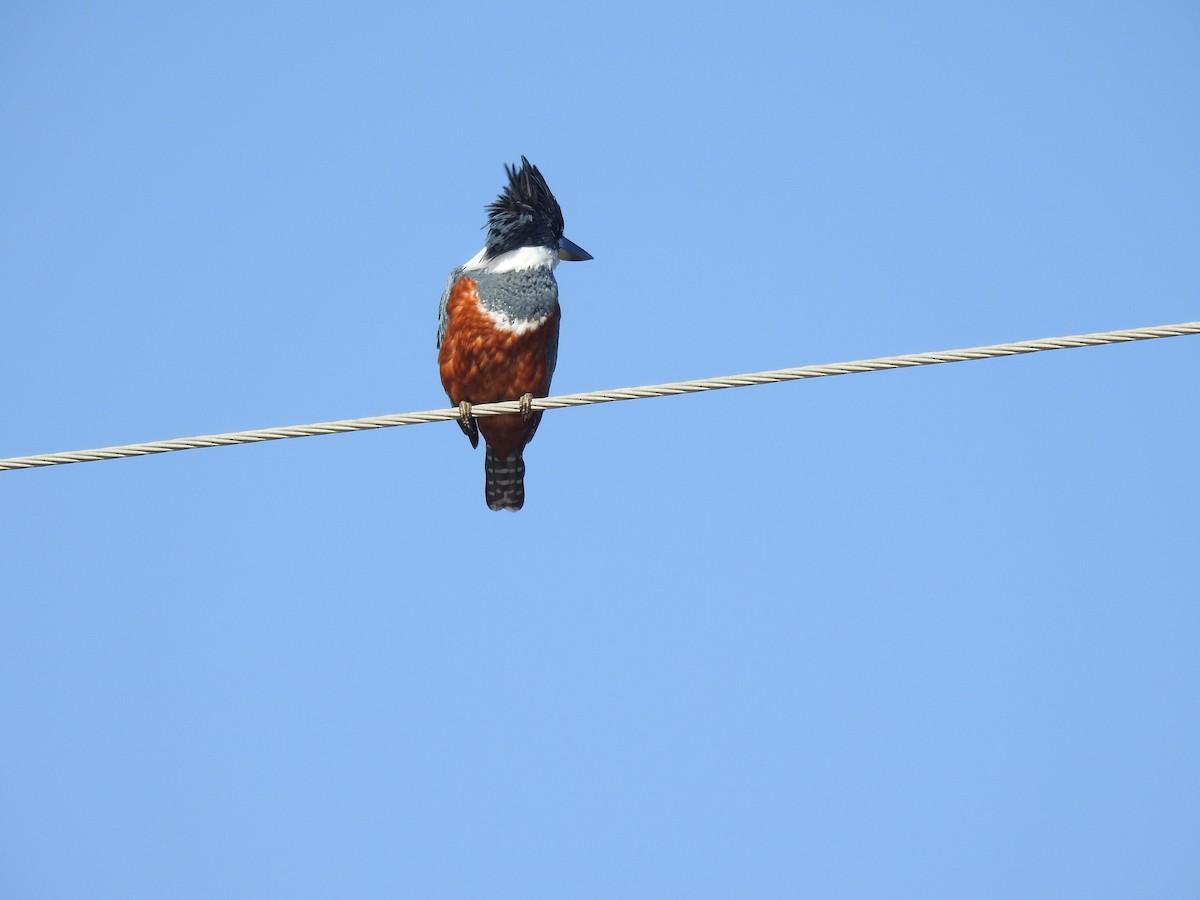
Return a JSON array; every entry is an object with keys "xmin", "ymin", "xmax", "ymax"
[
  {"xmin": 519, "ymin": 393, "xmax": 534, "ymax": 422},
  {"xmin": 457, "ymin": 400, "xmax": 479, "ymax": 448}
]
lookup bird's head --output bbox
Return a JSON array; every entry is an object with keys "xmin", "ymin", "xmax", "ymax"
[{"xmin": 483, "ymin": 157, "xmax": 592, "ymax": 264}]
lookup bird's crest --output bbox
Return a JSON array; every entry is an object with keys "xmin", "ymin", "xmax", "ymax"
[{"xmin": 484, "ymin": 157, "xmax": 566, "ymax": 258}]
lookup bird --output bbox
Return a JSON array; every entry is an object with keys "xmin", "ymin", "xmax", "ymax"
[{"xmin": 437, "ymin": 157, "xmax": 592, "ymax": 510}]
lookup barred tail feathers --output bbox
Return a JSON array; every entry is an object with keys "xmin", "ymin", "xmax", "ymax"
[{"xmin": 485, "ymin": 447, "xmax": 526, "ymax": 511}]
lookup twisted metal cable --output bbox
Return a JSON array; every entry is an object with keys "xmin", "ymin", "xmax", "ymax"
[{"xmin": 2, "ymin": 321, "xmax": 1197, "ymax": 472}]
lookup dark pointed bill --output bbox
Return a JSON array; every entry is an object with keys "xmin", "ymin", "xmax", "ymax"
[{"xmin": 557, "ymin": 236, "xmax": 593, "ymax": 262}]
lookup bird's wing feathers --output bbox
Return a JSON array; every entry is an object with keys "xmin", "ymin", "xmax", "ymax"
[{"xmin": 436, "ymin": 267, "xmax": 464, "ymax": 349}]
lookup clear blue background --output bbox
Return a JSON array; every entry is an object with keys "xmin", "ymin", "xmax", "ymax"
[{"xmin": 2, "ymin": 2, "xmax": 1198, "ymax": 897}]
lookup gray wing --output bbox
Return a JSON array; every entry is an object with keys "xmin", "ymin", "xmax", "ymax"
[
  {"xmin": 546, "ymin": 324, "xmax": 559, "ymax": 384},
  {"xmin": 437, "ymin": 267, "xmax": 465, "ymax": 349},
  {"xmin": 524, "ymin": 315, "xmax": 560, "ymax": 447}
]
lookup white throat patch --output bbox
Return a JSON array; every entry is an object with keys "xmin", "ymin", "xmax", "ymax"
[{"xmin": 462, "ymin": 244, "xmax": 559, "ymax": 275}]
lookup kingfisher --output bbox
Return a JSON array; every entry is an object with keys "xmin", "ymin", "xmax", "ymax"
[{"xmin": 437, "ymin": 157, "xmax": 592, "ymax": 510}]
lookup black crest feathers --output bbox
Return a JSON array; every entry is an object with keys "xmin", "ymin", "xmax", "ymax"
[{"xmin": 483, "ymin": 156, "xmax": 566, "ymax": 258}]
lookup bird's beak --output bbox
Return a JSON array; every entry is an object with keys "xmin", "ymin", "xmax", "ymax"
[{"xmin": 557, "ymin": 236, "xmax": 593, "ymax": 262}]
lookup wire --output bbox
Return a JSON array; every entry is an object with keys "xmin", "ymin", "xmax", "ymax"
[{"xmin": 2, "ymin": 321, "xmax": 1197, "ymax": 472}]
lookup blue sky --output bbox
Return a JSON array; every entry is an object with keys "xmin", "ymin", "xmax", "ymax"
[{"xmin": 2, "ymin": 2, "xmax": 1198, "ymax": 897}]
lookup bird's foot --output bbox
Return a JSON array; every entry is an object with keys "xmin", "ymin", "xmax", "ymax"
[
  {"xmin": 519, "ymin": 393, "xmax": 534, "ymax": 422},
  {"xmin": 457, "ymin": 400, "xmax": 479, "ymax": 449}
]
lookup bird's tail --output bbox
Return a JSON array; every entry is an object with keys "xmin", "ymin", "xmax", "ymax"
[{"xmin": 485, "ymin": 447, "xmax": 525, "ymax": 511}]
